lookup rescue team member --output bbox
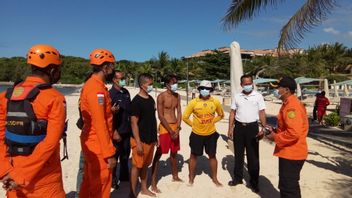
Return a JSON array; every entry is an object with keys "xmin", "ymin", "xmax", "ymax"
[
  {"xmin": 109, "ymin": 70, "xmax": 132, "ymax": 190},
  {"xmin": 130, "ymin": 73, "xmax": 158, "ymax": 197},
  {"xmin": 0, "ymin": 45, "xmax": 66, "ymax": 197},
  {"xmin": 227, "ymin": 74, "xmax": 266, "ymax": 193},
  {"xmin": 266, "ymin": 77, "xmax": 308, "ymax": 198},
  {"xmin": 151, "ymin": 74, "xmax": 183, "ymax": 193},
  {"xmin": 79, "ymin": 48, "xmax": 117, "ymax": 198},
  {"xmin": 182, "ymin": 80, "xmax": 224, "ymax": 187}
]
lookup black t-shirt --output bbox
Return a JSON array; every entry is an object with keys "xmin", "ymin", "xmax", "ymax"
[{"xmin": 130, "ymin": 94, "xmax": 157, "ymax": 144}]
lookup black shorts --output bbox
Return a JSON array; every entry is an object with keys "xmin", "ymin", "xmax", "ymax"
[{"xmin": 189, "ymin": 132, "xmax": 219, "ymax": 156}]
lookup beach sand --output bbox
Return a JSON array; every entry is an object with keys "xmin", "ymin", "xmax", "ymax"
[{"xmin": 1, "ymin": 87, "xmax": 351, "ymax": 198}]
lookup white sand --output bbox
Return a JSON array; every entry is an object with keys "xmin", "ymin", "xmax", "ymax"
[{"xmin": 1, "ymin": 87, "xmax": 351, "ymax": 198}]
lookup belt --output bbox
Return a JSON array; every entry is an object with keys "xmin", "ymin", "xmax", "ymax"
[{"xmin": 235, "ymin": 120, "xmax": 258, "ymax": 126}]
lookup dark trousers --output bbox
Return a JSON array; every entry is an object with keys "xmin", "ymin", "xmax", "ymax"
[
  {"xmin": 279, "ymin": 158, "xmax": 305, "ymax": 198},
  {"xmin": 112, "ymin": 134, "xmax": 131, "ymax": 183},
  {"xmin": 233, "ymin": 121, "xmax": 259, "ymax": 186}
]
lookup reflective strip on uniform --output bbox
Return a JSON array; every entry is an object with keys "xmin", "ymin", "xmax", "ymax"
[
  {"xmin": 5, "ymin": 130, "xmax": 45, "ymax": 144},
  {"xmin": 7, "ymin": 112, "xmax": 28, "ymax": 117}
]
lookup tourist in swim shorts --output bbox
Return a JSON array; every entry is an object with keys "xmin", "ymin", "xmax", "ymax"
[{"xmin": 151, "ymin": 74, "xmax": 183, "ymax": 193}]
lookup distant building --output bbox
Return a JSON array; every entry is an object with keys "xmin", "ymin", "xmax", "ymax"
[{"xmin": 185, "ymin": 47, "xmax": 304, "ymax": 59}]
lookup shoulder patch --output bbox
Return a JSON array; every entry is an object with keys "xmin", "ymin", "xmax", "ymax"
[
  {"xmin": 287, "ymin": 110, "xmax": 296, "ymax": 119},
  {"xmin": 97, "ymin": 92, "xmax": 105, "ymax": 105}
]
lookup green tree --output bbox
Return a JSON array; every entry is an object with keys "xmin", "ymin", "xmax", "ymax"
[{"xmin": 222, "ymin": 0, "xmax": 338, "ymax": 53}]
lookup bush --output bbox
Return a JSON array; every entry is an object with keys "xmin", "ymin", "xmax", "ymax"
[{"xmin": 324, "ymin": 112, "xmax": 340, "ymax": 126}]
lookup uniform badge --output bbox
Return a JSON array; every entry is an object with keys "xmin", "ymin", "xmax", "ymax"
[
  {"xmin": 12, "ymin": 87, "xmax": 24, "ymax": 97},
  {"xmin": 97, "ymin": 93, "xmax": 105, "ymax": 105},
  {"xmin": 287, "ymin": 111, "xmax": 296, "ymax": 119}
]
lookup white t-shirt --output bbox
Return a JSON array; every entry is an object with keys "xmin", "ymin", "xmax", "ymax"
[{"xmin": 231, "ymin": 91, "xmax": 266, "ymax": 123}]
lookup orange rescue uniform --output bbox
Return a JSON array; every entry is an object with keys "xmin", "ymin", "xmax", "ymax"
[
  {"xmin": 0, "ymin": 76, "xmax": 66, "ymax": 198},
  {"xmin": 79, "ymin": 74, "xmax": 115, "ymax": 198},
  {"xmin": 274, "ymin": 95, "xmax": 309, "ymax": 160}
]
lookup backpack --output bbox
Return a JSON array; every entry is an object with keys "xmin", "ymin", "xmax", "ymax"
[{"xmin": 5, "ymin": 83, "xmax": 68, "ymax": 160}]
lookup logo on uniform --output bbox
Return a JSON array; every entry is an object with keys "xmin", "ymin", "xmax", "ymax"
[
  {"xmin": 203, "ymin": 103, "xmax": 207, "ymax": 107},
  {"xmin": 97, "ymin": 93, "xmax": 105, "ymax": 105},
  {"xmin": 12, "ymin": 87, "xmax": 25, "ymax": 97},
  {"xmin": 287, "ymin": 111, "xmax": 296, "ymax": 119}
]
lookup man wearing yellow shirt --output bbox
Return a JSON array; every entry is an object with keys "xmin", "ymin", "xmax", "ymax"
[{"xmin": 183, "ymin": 80, "xmax": 224, "ymax": 186}]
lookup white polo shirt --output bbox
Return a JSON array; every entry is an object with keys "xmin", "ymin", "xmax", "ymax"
[{"xmin": 231, "ymin": 90, "xmax": 266, "ymax": 123}]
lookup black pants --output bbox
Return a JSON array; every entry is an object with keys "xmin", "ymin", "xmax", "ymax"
[
  {"xmin": 279, "ymin": 158, "xmax": 305, "ymax": 198},
  {"xmin": 233, "ymin": 121, "xmax": 259, "ymax": 186},
  {"xmin": 112, "ymin": 133, "xmax": 131, "ymax": 183}
]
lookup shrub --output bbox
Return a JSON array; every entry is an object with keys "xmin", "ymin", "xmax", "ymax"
[{"xmin": 324, "ymin": 112, "xmax": 340, "ymax": 126}]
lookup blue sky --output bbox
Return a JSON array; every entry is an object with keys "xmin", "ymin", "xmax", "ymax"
[{"xmin": 0, "ymin": 0, "xmax": 351, "ymax": 61}]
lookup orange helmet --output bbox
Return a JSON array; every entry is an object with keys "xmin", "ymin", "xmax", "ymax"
[
  {"xmin": 26, "ymin": 44, "xmax": 62, "ymax": 68},
  {"xmin": 89, "ymin": 48, "xmax": 116, "ymax": 66}
]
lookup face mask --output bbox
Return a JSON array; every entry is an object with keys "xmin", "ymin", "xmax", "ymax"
[
  {"xmin": 119, "ymin": 79, "xmax": 126, "ymax": 87},
  {"xmin": 243, "ymin": 85, "xmax": 253, "ymax": 93},
  {"xmin": 273, "ymin": 89, "xmax": 281, "ymax": 99},
  {"xmin": 105, "ymin": 69, "xmax": 115, "ymax": 83},
  {"xmin": 170, "ymin": 83, "xmax": 178, "ymax": 92},
  {"xmin": 49, "ymin": 68, "xmax": 61, "ymax": 84},
  {"xmin": 147, "ymin": 85, "xmax": 153, "ymax": 93},
  {"xmin": 200, "ymin": 89, "xmax": 210, "ymax": 97}
]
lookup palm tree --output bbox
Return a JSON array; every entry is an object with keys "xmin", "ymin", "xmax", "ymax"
[{"xmin": 222, "ymin": 0, "xmax": 338, "ymax": 54}]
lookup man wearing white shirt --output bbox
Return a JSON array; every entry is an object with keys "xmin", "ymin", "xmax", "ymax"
[{"xmin": 227, "ymin": 74, "xmax": 267, "ymax": 193}]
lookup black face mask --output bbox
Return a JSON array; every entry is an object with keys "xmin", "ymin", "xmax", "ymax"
[
  {"xmin": 105, "ymin": 69, "xmax": 115, "ymax": 83},
  {"xmin": 49, "ymin": 68, "xmax": 61, "ymax": 84}
]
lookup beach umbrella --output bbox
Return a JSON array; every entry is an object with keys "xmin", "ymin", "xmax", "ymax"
[
  {"xmin": 296, "ymin": 83, "xmax": 302, "ymax": 98},
  {"xmin": 230, "ymin": 41, "xmax": 244, "ymax": 96},
  {"xmin": 344, "ymin": 85, "xmax": 349, "ymax": 96},
  {"xmin": 324, "ymin": 79, "xmax": 329, "ymax": 98},
  {"xmin": 333, "ymin": 80, "xmax": 339, "ymax": 97}
]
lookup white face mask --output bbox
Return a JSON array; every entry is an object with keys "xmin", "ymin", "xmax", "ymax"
[
  {"xmin": 243, "ymin": 84, "xmax": 253, "ymax": 93},
  {"xmin": 200, "ymin": 89, "xmax": 210, "ymax": 97},
  {"xmin": 170, "ymin": 83, "xmax": 178, "ymax": 92},
  {"xmin": 273, "ymin": 89, "xmax": 281, "ymax": 99},
  {"xmin": 147, "ymin": 85, "xmax": 153, "ymax": 93}
]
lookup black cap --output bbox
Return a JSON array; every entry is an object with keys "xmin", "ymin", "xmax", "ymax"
[{"xmin": 277, "ymin": 77, "xmax": 297, "ymax": 91}]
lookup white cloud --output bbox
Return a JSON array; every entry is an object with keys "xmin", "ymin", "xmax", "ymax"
[
  {"xmin": 348, "ymin": 31, "xmax": 352, "ymax": 38},
  {"xmin": 323, "ymin": 27, "xmax": 340, "ymax": 35}
]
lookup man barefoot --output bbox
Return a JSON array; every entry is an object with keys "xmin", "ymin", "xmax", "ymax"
[
  {"xmin": 151, "ymin": 74, "xmax": 183, "ymax": 193},
  {"xmin": 130, "ymin": 73, "xmax": 158, "ymax": 197},
  {"xmin": 183, "ymin": 80, "xmax": 224, "ymax": 187}
]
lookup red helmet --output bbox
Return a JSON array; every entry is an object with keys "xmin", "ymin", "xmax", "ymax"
[
  {"xmin": 27, "ymin": 44, "xmax": 62, "ymax": 68},
  {"xmin": 89, "ymin": 48, "xmax": 116, "ymax": 66}
]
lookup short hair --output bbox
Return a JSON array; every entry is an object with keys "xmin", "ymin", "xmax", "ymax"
[
  {"xmin": 138, "ymin": 73, "xmax": 153, "ymax": 87},
  {"xmin": 321, "ymin": 91, "xmax": 326, "ymax": 96},
  {"xmin": 240, "ymin": 74, "xmax": 253, "ymax": 84},
  {"xmin": 163, "ymin": 74, "xmax": 177, "ymax": 86}
]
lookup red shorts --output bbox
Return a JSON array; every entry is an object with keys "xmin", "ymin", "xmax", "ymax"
[{"xmin": 159, "ymin": 123, "xmax": 180, "ymax": 154}]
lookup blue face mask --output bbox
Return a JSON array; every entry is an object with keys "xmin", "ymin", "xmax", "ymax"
[
  {"xmin": 147, "ymin": 85, "xmax": 153, "ymax": 93},
  {"xmin": 243, "ymin": 85, "xmax": 253, "ymax": 93},
  {"xmin": 273, "ymin": 89, "xmax": 281, "ymax": 99},
  {"xmin": 200, "ymin": 89, "xmax": 210, "ymax": 97},
  {"xmin": 170, "ymin": 83, "xmax": 178, "ymax": 92},
  {"xmin": 119, "ymin": 79, "xmax": 126, "ymax": 87}
]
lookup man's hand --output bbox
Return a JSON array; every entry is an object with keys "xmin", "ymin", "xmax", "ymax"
[
  {"xmin": 113, "ymin": 130, "xmax": 122, "ymax": 142},
  {"xmin": 172, "ymin": 128, "xmax": 180, "ymax": 140},
  {"xmin": 136, "ymin": 141, "xmax": 144, "ymax": 156},
  {"xmin": 107, "ymin": 157, "xmax": 117, "ymax": 170},
  {"xmin": 1, "ymin": 174, "xmax": 18, "ymax": 191},
  {"xmin": 266, "ymin": 131, "xmax": 276, "ymax": 141},
  {"xmin": 228, "ymin": 128, "xmax": 233, "ymax": 139},
  {"xmin": 256, "ymin": 129, "xmax": 264, "ymax": 141},
  {"xmin": 111, "ymin": 103, "xmax": 120, "ymax": 114}
]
